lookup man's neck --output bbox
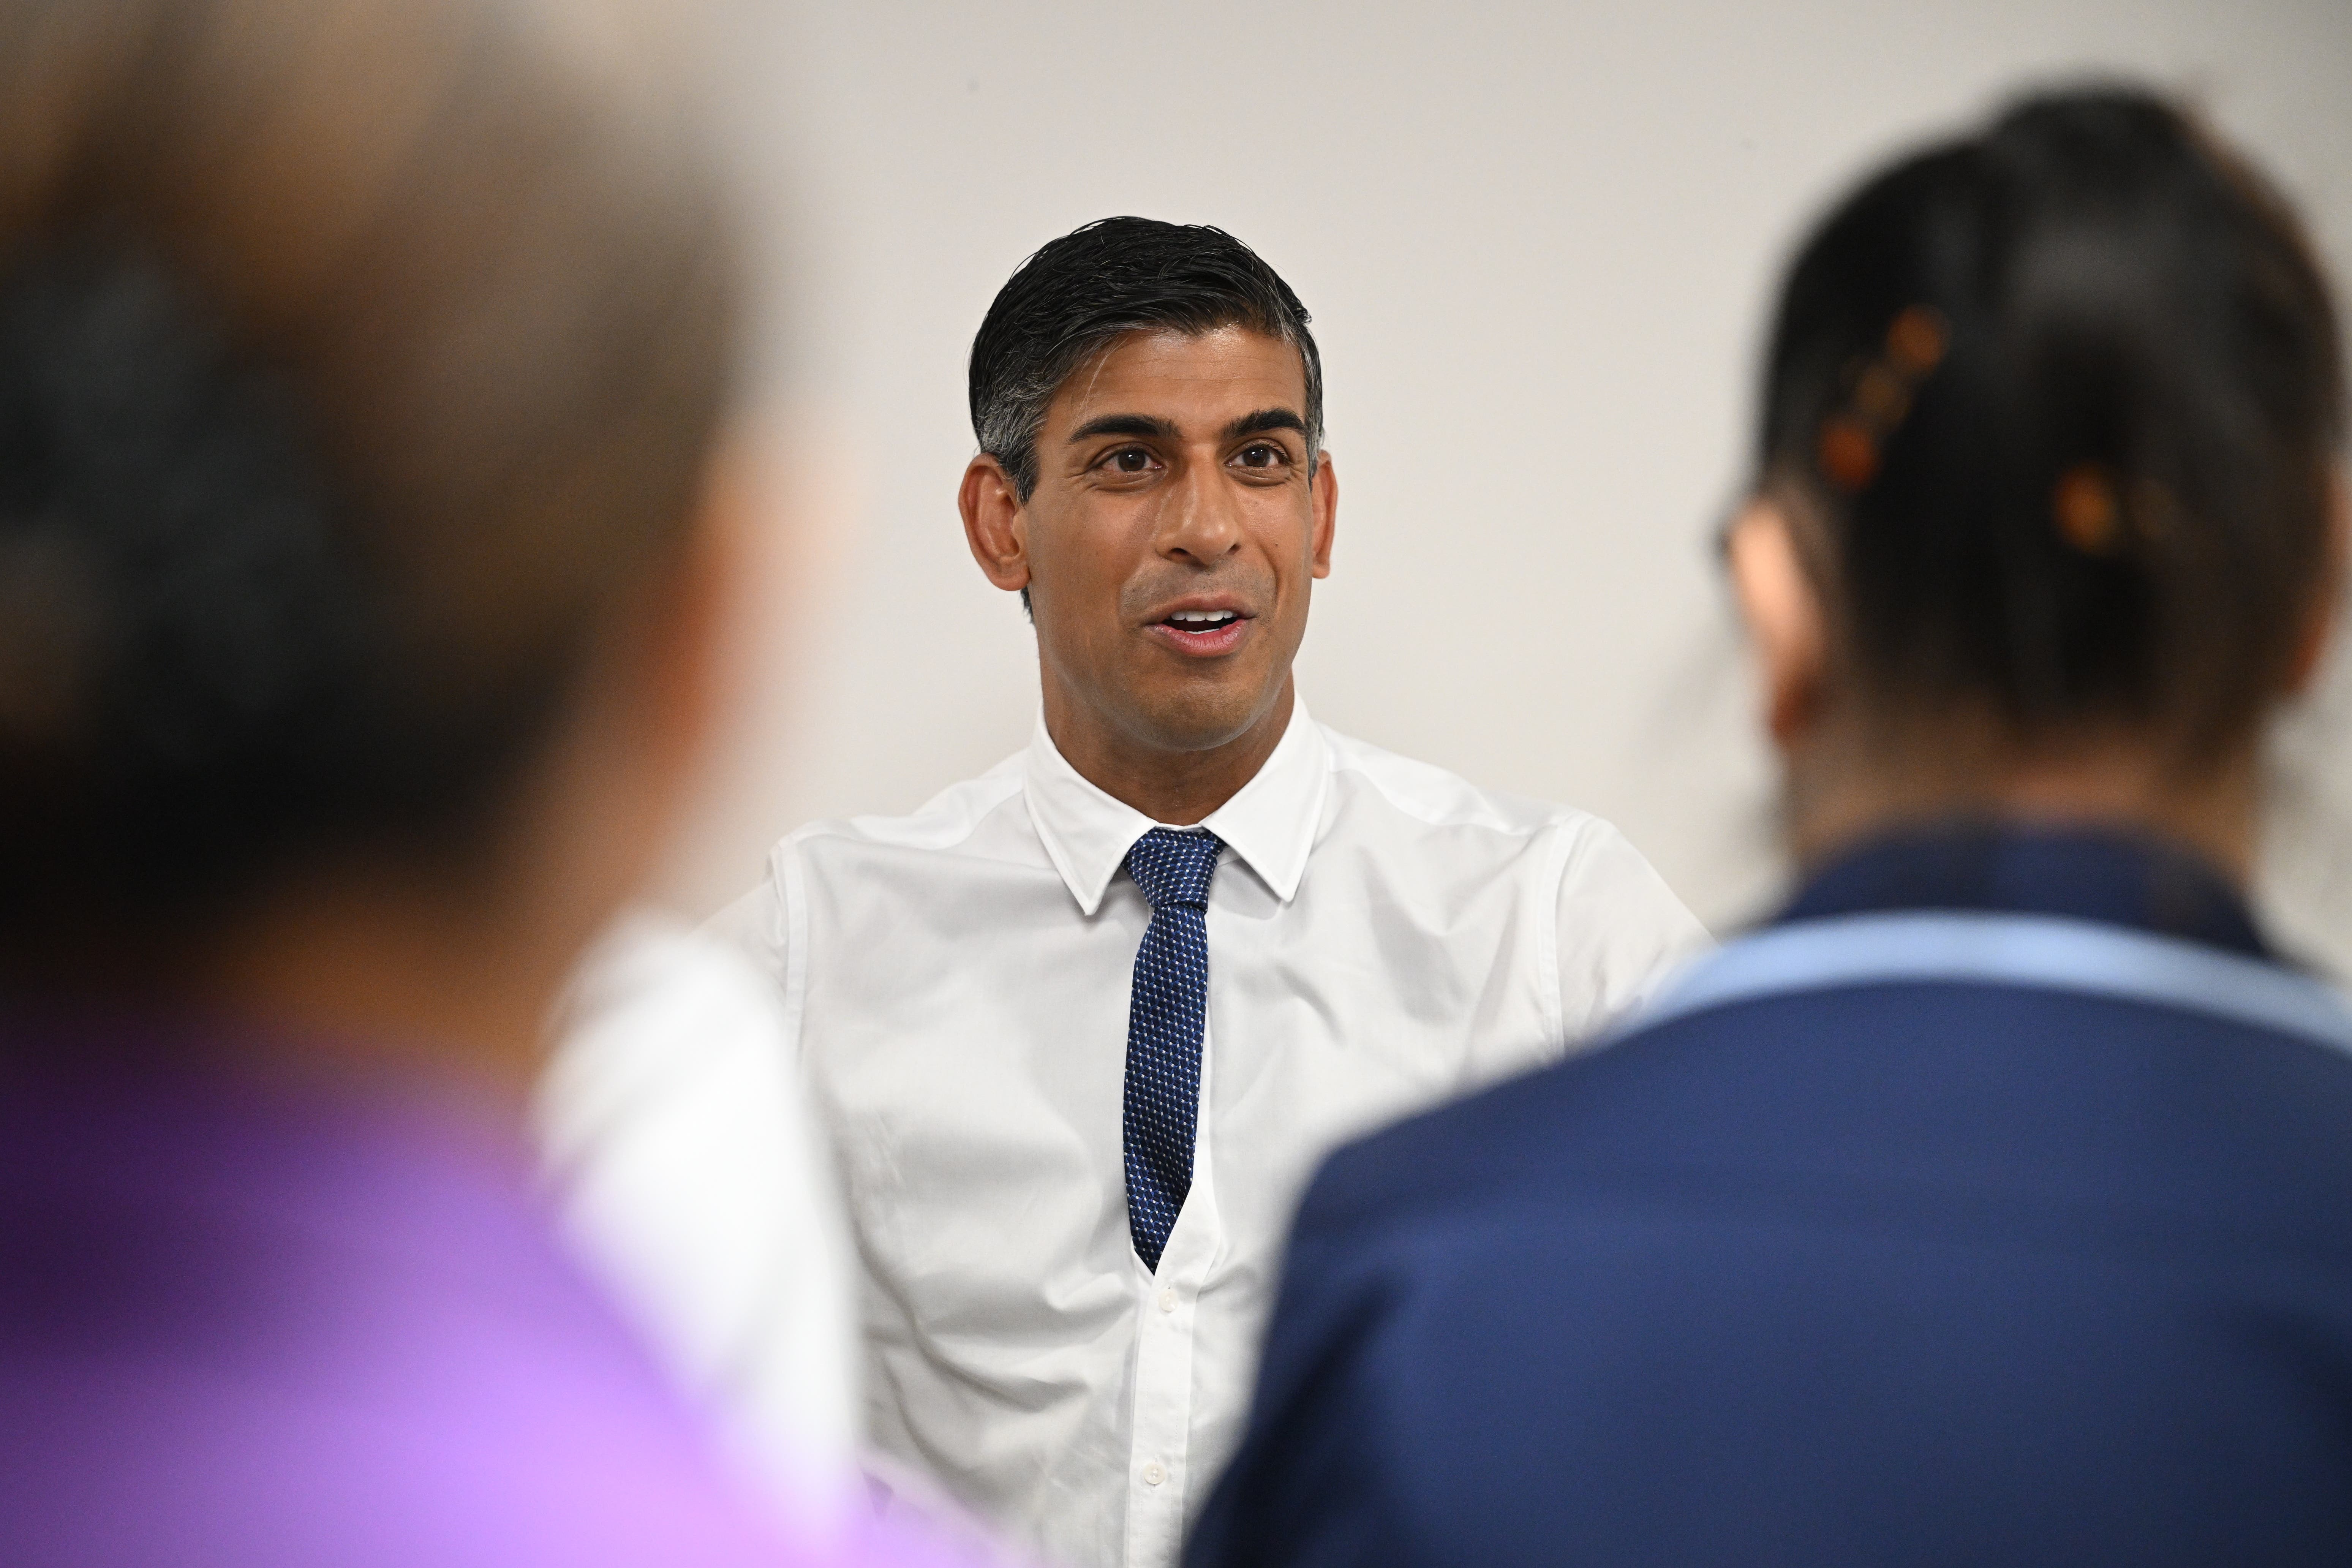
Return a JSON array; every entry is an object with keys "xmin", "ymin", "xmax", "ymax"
[{"xmin": 1043, "ymin": 678, "xmax": 1295, "ymax": 826}]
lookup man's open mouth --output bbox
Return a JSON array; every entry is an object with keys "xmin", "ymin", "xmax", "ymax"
[{"xmin": 1162, "ymin": 610, "xmax": 1244, "ymax": 634}]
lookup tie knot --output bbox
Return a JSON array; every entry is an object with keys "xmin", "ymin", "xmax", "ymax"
[{"xmin": 1126, "ymin": 828, "xmax": 1223, "ymax": 911}]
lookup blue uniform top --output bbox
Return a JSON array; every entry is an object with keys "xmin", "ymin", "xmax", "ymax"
[{"xmin": 1188, "ymin": 825, "xmax": 2352, "ymax": 1568}]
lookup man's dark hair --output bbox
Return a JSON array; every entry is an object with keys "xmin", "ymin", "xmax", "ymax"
[
  {"xmin": 1761, "ymin": 85, "xmax": 2345, "ymax": 766},
  {"xmin": 969, "ymin": 217, "xmax": 1324, "ymax": 503},
  {"xmin": 0, "ymin": 0, "xmax": 738, "ymax": 952}
]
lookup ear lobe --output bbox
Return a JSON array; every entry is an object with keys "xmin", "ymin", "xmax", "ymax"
[
  {"xmin": 1726, "ymin": 498, "xmax": 1829, "ymax": 747},
  {"xmin": 959, "ymin": 456, "xmax": 1032, "ymax": 595},
  {"xmin": 2285, "ymin": 471, "xmax": 2348, "ymax": 697},
  {"xmin": 1308, "ymin": 450, "xmax": 1337, "ymax": 580}
]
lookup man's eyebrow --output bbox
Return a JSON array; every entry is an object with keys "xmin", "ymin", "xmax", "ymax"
[
  {"xmin": 1065, "ymin": 414, "xmax": 1179, "ymax": 443},
  {"xmin": 1224, "ymin": 408, "xmax": 1309, "ymax": 441}
]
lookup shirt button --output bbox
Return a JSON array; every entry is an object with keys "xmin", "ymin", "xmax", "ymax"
[
  {"xmin": 1142, "ymin": 1462, "xmax": 1166, "ymax": 1487},
  {"xmin": 1158, "ymin": 1288, "xmax": 1178, "ymax": 1313}
]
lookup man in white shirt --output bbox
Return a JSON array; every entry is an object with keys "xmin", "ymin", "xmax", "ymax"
[{"xmin": 716, "ymin": 217, "xmax": 1707, "ymax": 1568}]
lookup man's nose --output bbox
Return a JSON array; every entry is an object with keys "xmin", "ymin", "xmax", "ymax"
[{"xmin": 1153, "ymin": 455, "xmax": 1243, "ymax": 564}]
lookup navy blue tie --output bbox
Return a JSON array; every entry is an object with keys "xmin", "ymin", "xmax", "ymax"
[{"xmin": 1122, "ymin": 828, "xmax": 1222, "ymax": 1272}]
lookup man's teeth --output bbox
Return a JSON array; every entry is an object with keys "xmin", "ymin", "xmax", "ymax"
[{"xmin": 1168, "ymin": 610, "xmax": 1239, "ymax": 627}]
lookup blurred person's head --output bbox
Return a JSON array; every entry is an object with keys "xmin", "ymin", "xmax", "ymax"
[
  {"xmin": 1725, "ymin": 87, "xmax": 2346, "ymax": 880},
  {"xmin": 958, "ymin": 218, "xmax": 1336, "ymax": 821},
  {"xmin": 0, "ymin": 0, "xmax": 741, "ymax": 1088}
]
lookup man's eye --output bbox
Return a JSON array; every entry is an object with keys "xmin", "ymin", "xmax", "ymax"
[
  {"xmin": 1106, "ymin": 447, "xmax": 1155, "ymax": 474},
  {"xmin": 1236, "ymin": 443, "xmax": 1287, "ymax": 469}
]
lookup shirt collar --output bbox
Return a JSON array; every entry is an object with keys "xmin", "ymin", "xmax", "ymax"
[
  {"xmin": 1023, "ymin": 696, "xmax": 1329, "ymax": 917},
  {"xmin": 1776, "ymin": 821, "xmax": 2270, "ymax": 960}
]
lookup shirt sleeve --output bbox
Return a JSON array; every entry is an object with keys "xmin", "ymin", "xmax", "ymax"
[
  {"xmin": 533, "ymin": 907, "xmax": 861, "ymax": 1546},
  {"xmin": 706, "ymin": 866, "xmax": 795, "ymax": 999},
  {"xmin": 1552, "ymin": 815, "xmax": 1713, "ymax": 1047}
]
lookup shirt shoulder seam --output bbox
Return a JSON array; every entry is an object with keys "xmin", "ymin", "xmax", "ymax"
[
  {"xmin": 1318, "ymin": 724, "xmax": 1587, "ymax": 838},
  {"xmin": 784, "ymin": 764, "xmax": 1027, "ymax": 858}
]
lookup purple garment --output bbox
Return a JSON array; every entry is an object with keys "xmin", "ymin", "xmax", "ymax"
[{"xmin": 0, "ymin": 1019, "xmax": 947, "ymax": 1568}]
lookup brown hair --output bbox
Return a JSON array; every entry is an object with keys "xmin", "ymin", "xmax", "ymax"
[{"xmin": 0, "ymin": 0, "xmax": 739, "ymax": 935}]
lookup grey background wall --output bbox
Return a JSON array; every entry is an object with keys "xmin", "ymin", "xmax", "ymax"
[{"xmin": 652, "ymin": 0, "xmax": 2352, "ymax": 975}]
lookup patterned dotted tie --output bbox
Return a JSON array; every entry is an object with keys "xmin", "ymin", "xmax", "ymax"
[{"xmin": 1122, "ymin": 827, "xmax": 1223, "ymax": 1272}]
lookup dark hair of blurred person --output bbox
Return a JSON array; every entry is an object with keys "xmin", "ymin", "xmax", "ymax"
[
  {"xmin": 0, "ymin": 2, "xmax": 944, "ymax": 1565},
  {"xmin": 1743, "ymin": 87, "xmax": 2343, "ymax": 872},
  {"xmin": 1193, "ymin": 89, "xmax": 2352, "ymax": 1568}
]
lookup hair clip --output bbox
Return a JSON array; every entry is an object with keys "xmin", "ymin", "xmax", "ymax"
[
  {"xmin": 2052, "ymin": 463, "xmax": 2124, "ymax": 555},
  {"xmin": 1816, "ymin": 305, "xmax": 1950, "ymax": 494}
]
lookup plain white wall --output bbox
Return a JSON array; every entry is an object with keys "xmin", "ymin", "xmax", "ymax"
[{"xmin": 660, "ymin": 0, "xmax": 2352, "ymax": 974}]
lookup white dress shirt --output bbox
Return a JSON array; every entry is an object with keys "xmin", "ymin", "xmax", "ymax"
[
  {"xmin": 535, "ymin": 912, "xmax": 863, "ymax": 1548},
  {"xmin": 713, "ymin": 702, "xmax": 1708, "ymax": 1568}
]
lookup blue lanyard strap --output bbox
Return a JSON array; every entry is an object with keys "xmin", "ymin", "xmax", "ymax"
[{"xmin": 1631, "ymin": 911, "xmax": 2352, "ymax": 1054}]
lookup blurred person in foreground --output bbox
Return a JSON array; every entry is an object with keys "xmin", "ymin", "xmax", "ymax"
[
  {"xmin": 706, "ymin": 216, "xmax": 1707, "ymax": 1568},
  {"xmin": 0, "ymin": 0, "xmax": 952, "ymax": 1563},
  {"xmin": 540, "ymin": 912, "xmax": 866, "ymax": 1543},
  {"xmin": 1192, "ymin": 87, "xmax": 2352, "ymax": 1568}
]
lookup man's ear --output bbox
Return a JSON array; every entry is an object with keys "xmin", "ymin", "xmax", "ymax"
[
  {"xmin": 2285, "ymin": 469, "xmax": 2348, "ymax": 697},
  {"xmin": 1725, "ymin": 496, "xmax": 1829, "ymax": 749},
  {"xmin": 1308, "ymin": 450, "xmax": 1337, "ymax": 580},
  {"xmin": 960, "ymin": 455, "xmax": 1032, "ymax": 594}
]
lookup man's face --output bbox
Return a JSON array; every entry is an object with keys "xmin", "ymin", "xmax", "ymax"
[{"xmin": 990, "ymin": 326, "xmax": 1334, "ymax": 756}]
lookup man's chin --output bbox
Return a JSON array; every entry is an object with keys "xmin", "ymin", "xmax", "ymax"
[{"xmin": 1123, "ymin": 676, "xmax": 1290, "ymax": 757}]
